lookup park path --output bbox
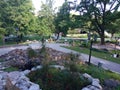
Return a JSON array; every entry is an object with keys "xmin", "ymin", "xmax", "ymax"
[
  {"xmin": 47, "ymin": 43, "xmax": 120, "ymax": 74},
  {"xmin": 0, "ymin": 42, "xmax": 120, "ymax": 74}
]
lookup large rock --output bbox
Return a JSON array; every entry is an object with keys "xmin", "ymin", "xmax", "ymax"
[
  {"xmin": 5, "ymin": 77, "xmax": 20, "ymax": 90},
  {"xmin": 36, "ymin": 65, "xmax": 42, "ymax": 69},
  {"xmin": 83, "ymin": 73, "xmax": 93, "ymax": 82},
  {"xmin": 22, "ymin": 70, "xmax": 31, "ymax": 75},
  {"xmin": 0, "ymin": 74, "xmax": 3, "ymax": 80},
  {"xmin": 0, "ymin": 48, "xmax": 72, "ymax": 70},
  {"xmin": 0, "ymin": 72, "xmax": 8, "ymax": 80},
  {"xmin": 82, "ymin": 73, "xmax": 102, "ymax": 90},
  {"xmin": 29, "ymin": 83, "xmax": 40, "ymax": 90},
  {"xmin": 82, "ymin": 85, "xmax": 100, "ymax": 90},
  {"xmin": 92, "ymin": 79, "xmax": 102, "ymax": 89},
  {"xmin": 0, "ymin": 71, "xmax": 42, "ymax": 90},
  {"xmin": 50, "ymin": 65, "xmax": 65, "ymax": 70},
  {"xmin": 104, "ymin": 79, "xmax": 120, "ymax": 88},
  {"xmin": 7, "ymin": 71, "xmax": 21, "ymax": 85}
]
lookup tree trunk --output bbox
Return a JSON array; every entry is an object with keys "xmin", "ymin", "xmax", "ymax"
[{"xmin": 100, "ymin": 32, "xmax": 105, "ymax": 45}]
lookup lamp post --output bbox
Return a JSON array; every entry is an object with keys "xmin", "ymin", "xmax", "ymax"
[{"xmin": 88, "ymin": 36, "xmax": 93, "ymax": 65}]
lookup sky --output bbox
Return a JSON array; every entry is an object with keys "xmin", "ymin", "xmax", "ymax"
[
  {"xmin": 32, "ymin": 0, "xmax": 79, "ymax": 15},
  {"xmin": 32, "ymin": 0, "xmax": 65, "ymax": 13}
]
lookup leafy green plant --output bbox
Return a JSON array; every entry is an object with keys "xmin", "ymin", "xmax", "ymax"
[
  {"xmin": 80, "ymin": 41, "xmax": 90, "ymax": 48},
  {"xmin": 28, "ymin": 67, "xmax": 90, "ymax": 90},
  {"xmin": 27, "ymin": 47, "xmax": 37, "ymax": 58}
]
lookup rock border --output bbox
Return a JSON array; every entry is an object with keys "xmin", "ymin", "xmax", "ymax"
[
  {"xmin": 82, "ymin": 73, "xmax": 102, "ymax": 90},
  {"xmin": 0, "ymin": 65, "xmax": 102, "ymax": 90}
]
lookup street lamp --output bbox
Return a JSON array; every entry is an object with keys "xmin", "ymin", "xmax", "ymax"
[{"xmin": 88, "ymin": 36, "xmax": 93, "ymax": 65}]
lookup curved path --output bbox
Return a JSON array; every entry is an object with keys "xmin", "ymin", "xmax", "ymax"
[
  {"xmin": 0, "ymin": 43, "xmax": 120, "ymax": 74},
  {"xmin": 47, "ymin": 43, "xmax": 120, "ymax": 74}
]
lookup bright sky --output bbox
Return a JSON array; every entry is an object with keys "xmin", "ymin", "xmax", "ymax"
[{"xmin": 32, "ymin": 0, "xmax": 65, "ymax": 13}]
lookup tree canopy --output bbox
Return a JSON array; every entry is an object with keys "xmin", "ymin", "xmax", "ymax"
[
  {"xmin": 76, "ymin": 0, "xmax": 120, "ymax": 44},
  {"xmin": 0, "ymin": 0, "xmax": 35, "ymax": 37},
  {"xmin": 54, "ymin": 0, "xmax": 71, "ymax": 36},
  {"xmin": 37, "ymin": 0, "xmax": 55, "ymax": 36}
]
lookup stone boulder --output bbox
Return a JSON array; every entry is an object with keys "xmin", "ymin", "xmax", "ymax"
[
  {"xmin": 5, "ymin": 77, "xmax": 20, "ymax": 90},
  {"xmin": 82, "ymin": 73, "xmax": 102, "ymax": 90},
  {"xmin": 0, "ymin": 71, "xmax": 41, "ymax": 90},
  {"xmin": 104, "ymin": 79, "xmax": 120, "ymax": 88}
]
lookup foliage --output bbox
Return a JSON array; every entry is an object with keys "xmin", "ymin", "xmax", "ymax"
[
  {"xmin": 67, "ymin": 29, "xmax": 80, "ymax": 34},
  {"xmin": 64, "ymin": 46, "xmax": 120, "ymax": 64},
  {"xmin": 0, "ymin": 0, "xmax": 35, "ymax": 35},
  {"xmin": 27, "ymin": 47, "xmax": 37, "ymax": 59},
  {"xmin": 76, "ymin": 64, "xmax": 120, "ymax": 84},
  {"xmin": 37, "ymin": 0, "xmax": 55, "ymax": 36},
  {"xmin": 107, "ymin": 18, "xmax": 120, "ymax": 38},
  {"xmin": 4, "ymin": 66, "xmax": 18, "ymax": 72},
  {"xmin": 64, "ymin": 52, "xmax": 80, "ymax": 72},
  {"xmin": 28, "ymin": 67, "xmax": 90, "ymax": 90},
  {"xmin": 76, "ymin": 0, "xmax": 120, "ymax": 44},
  {"xmin": 80, "ymin": 41, "xmax": 90, "ymax": 48},
  {"xmin": 54, "ymin": 0, "xmax": 71, "ymax": 36}
]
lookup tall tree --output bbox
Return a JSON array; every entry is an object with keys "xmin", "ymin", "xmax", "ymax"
[
  {"xmin": 0, "ymin": 0, "xmax": 9, "ymax": 37},
  {"xmin": 77, "ymin": 0, "xmax": 120, "ymax": 44},
  {"xmin": 54, "ymin": 0, "xmax": 71, "ymax": 36},
  {"xmin": 0, "ymin": 0, "xmax": 35, "ymax": 37},
  {"xmin": 107, "ymin": 18, "xmax": 120, "ymax": 38},
  {"xmin": 37, "ymin": 0, "xmax": 55, "ymax": 36},
  {"xmin": 105, "ymin": 11, "xmax": 120, "ymax": 38}
]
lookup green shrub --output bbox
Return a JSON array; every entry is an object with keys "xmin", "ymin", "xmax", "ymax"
[
  {"xmin": 69, "ymin": 63, "xmax": 78, "ymax": 72},
  {"xmin": 80, "ymin": 41, "xmax": 90, "ymax": 48},
  {"xmin": 28, "ymin": 67, "xmax": 90, "ymax": 90},
  {"xmin": 27, "ymin": 47, "xmax": 37, "ymax": 58}
]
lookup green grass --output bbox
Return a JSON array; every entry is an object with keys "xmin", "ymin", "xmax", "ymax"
[
  {"xmin": 76, "ymin": 64, "xmax": 120, "ymax": 89},
  {"xmin": 4, "ymin": 67, "xmax": 19, "ymax": 72},
  {"xmin": 76, "ymin": 64, "xmax": 120, "ymax": 81},
  {"xmin": 64, "ymin": 46, "xmax": 120, "ymax": 64},
  {"xmin": 67, "ymin": 34, "xmax": 87, "ymax": 38}
]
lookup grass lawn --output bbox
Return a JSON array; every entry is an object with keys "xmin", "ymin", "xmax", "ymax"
[
  {"xmin": 63, "ymin": 46, "xmax": 120, "ymax": 64},
  {"xmin": 76, "ymin": 64, "xmax": 120, "ymax": 81},
  {"xmin": 77, "ymin": 64, "xmax": 120, "ymax": 89},
  {"xmin": 3, "ymin": 66, "xmax": 19, "ymax": 72}
]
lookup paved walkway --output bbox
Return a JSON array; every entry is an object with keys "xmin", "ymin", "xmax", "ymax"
[{"xmin": 0, "ymin": 43, "xmax": 120, "ymax": 74}]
